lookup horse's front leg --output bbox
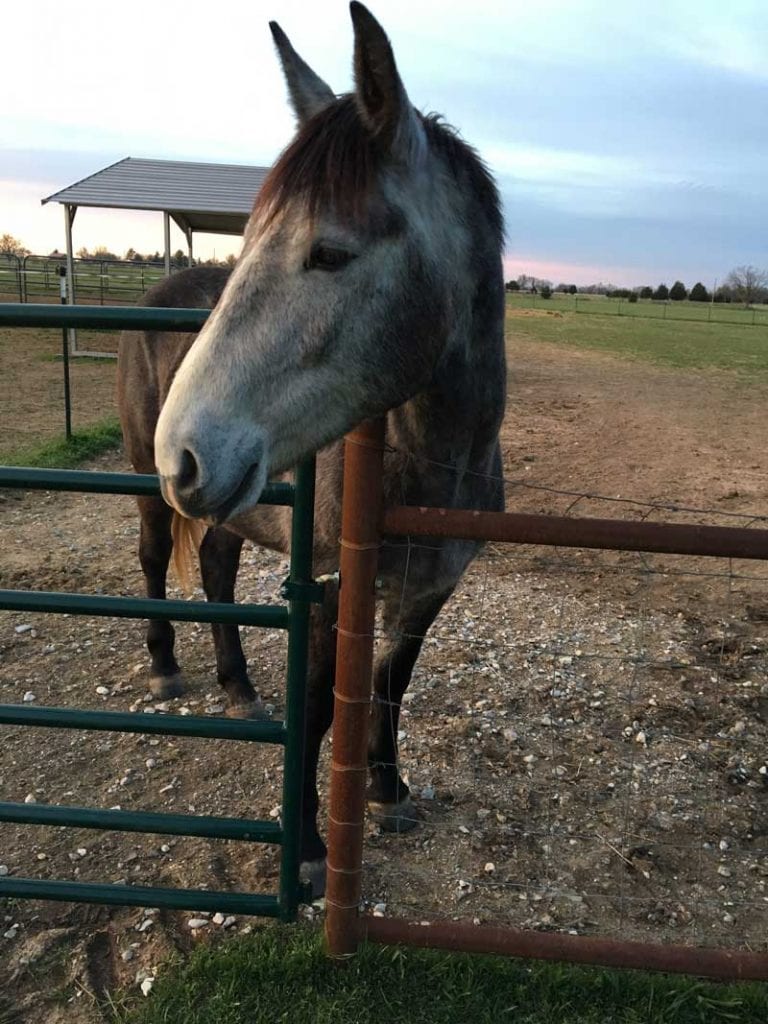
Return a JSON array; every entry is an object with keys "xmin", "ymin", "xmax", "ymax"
[
  {"xmin": 367, "ymin": 588, "xmax": 455, "ymax": 832},
  {"xmin": 298, "ymin": 582, "xmax": 339, "ymax": 898},
  {"xmin": 137, "ymin": 496, "xmax": 186, "ymax": 700},
  {"xmin": 198, "ymin": 527, "xmax": 265, "ymax": 718}
]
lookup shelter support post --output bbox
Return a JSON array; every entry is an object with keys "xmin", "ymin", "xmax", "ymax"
[
  {"xmin": 63, "ymin": 204, "xmax": 77, "ymax": 353},
  {"xmin": 186, "ymin": 228, "xmax": 194, "ymax": 268},
  {"xmin": 163, "ymin": 212, "xmax": 171, "ymax": 276}
]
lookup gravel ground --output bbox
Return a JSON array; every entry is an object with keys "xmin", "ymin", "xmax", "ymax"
[{"xmin": 1, "ymin": 339, "xmax": 766, "ymax": 1019}]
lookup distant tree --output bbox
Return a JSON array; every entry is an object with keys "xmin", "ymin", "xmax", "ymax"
[
  {"xmin": 0, "ymin": 233, "xmax": 30, "ymax": 257},
  {"xmin": 517, "ymin": 274, "xmax": 533, "ymax": 291},
  {"xmin": 725, "ymin": 265, "xmax": 768, "ymax": 307},
  {"xmin": 124, "ymin": 247, "xmax": 145, "ymax": 262},
  {"xmin": 505, "ymin": 279, "xmax": 520, "ymax": 292},
  {"xmin": 539, "ymin": 284, "xmax": 552, "ymax": 299},
  {"xmin": 689, "ymin": 282, "xmax": 710, "ymax": 302},
  {"xmin": 639, "ymin": 286, "xmax": 653, "ymax": 299},
  {"xmin": 652, "ymin": 283, "xmax": 669, "ymax": 301},
  {"xmin": 92, "ymin": 245, "xmax": 118, "ymax": 261},
  {"xmin": 627, "ymin": 291, "xmax": 638, "ymax": 303},
  {"xmin": 713, "ymin": 286, "xmax": 732, "ymax": 304},
  {"xmin": 568, "ymin": 284, "xmax": 577, "ymax": 295},
  {"xmin": 172, "ymin": 248, "xmax": 187, "ymax": 268},
  {"xmin": 76, "ymin": 246, "xmax": 91, "ymax": 259},
  {"xmin": 669, "ymin": 280, "xmax": 687, "ymax": 301},
  {"xmin": 224, "ymin": 253, "xmax": 237, "ymax": 268}
]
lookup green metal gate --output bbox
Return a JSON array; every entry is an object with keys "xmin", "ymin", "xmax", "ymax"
[{"xmin": 0, "ymin": 304, "xmax": 320, "ymax": 921}]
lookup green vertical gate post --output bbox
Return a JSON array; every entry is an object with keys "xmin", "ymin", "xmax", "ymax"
[{"xmin": 278, "ymin": 456, "xmax": 317, "ymax": 919}]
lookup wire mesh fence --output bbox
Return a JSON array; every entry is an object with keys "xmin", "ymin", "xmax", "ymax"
[{"xmin": 341, "ymin": 446, "xmax": 768, "ymax": 958}]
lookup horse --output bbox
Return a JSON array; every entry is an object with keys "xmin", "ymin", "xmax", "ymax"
[{"xmin": 130, "ymin": 1, "xmax": 507, "ymax": 894}]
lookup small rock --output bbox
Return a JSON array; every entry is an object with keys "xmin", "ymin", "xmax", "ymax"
[
  {"xmin": 121, "ymin": 948, "xmax": 135, "ymax": 962},
  {"xmin": 372, "ymin": 903, "xmax": 387, "ymax": 917},
  {"xmin": 140, "ymin": 978, "xmax": 154, "ymax": 997},
  {"xmin": 717, "ymin": 866, "xmax": 732, "ymax": 878},
  {"xmin": 0, "ymin": 866, "xmax": 8, "ymax": 877},
  {"xmin": 14, "ymin": 625, "xmax": 33, "ymax": 635},
  {"xmin": 421, "ymin": 785, "xmax": 435, "ymax": 800},
  {"xmin": 36, "ymin": 853, "xmax": 47, "ymax": 861},
  {"xmin": 212, "ymin": 912, "xmax": 226, "ymax": 925},
  {"xmin": 3, "ymin": 927, "xmax": 18, "ymax": 939},
  {"xmin": 484, "ymin": 862, "xmax": 495, "ymax": 874},
  {"xmin": 188, "ymin": 918, "xmax": 209, "ymax": 930},
  {"xmin": 137, "ymin": 919, "xmax": 153, "ymax": 933},
  {"xmin": 635, "ymin": 731, "xmax": 647, "ymax": 746},
  {"xmin": 96, "ymin": 686, "xmax": 110, "ymax": 696},
  {"xmin": 76, "ymin": 848, "xmax": 87, "ymax": 858},
  {"xmin": 222, "ymin": 916, "xmax": 237, "ymax": 928},
  {"xmin": 24, "ymin": 794, "xmax": 36, "ymax": 804},
  {"xmin": 160, "ymin": 844, "xmax": 170, "ymax": 854},
  {"xmin": 22, "ymin": 692, "xmax": 36, "ymax": 703},
  {"xmin": 145, "ymin": 758, "xmax": 157, "ymax": 769}
]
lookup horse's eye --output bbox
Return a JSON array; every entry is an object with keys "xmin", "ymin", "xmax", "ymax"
[{"xmin": 304, "ymin": 245, "xmax": 356, "ymax": 272}]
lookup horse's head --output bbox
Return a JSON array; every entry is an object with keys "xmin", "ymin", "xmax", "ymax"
[{"xmin": 156, "ymin": 2, "xmax": 499, "ymax": 523}]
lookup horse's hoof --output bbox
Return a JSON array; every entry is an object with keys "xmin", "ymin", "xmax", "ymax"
[
  {"xmin": 225, "ymin": 699, "xmax": 270, "ymax": 720},
  {"xmin": 368, "ymin": 795, "xmax": 419, "ymax": 833},
  {"xmin": 148, "ymin": 673, "xmax": 187, "ymax": 700},
  {"xmin": 300, "ymin": 858, "xmax": 327, "ymax": 899}
]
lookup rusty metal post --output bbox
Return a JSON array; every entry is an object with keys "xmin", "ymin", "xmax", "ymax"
[{"xmin": 324, "ymin": 419, "xmax": 385, "ymax": 958}]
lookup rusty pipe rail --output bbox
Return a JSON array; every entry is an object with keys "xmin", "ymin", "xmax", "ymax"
[
  {"xmin": 364, "ymin": 916, "xmax": 768, "ymax": 982},
  {"xmin": 382, "ymin": 506, "xmax": 768, "ymax": 560},
  {"xmin": 324, "ymin": 420, "xmax": 385, "ymax": 957}
]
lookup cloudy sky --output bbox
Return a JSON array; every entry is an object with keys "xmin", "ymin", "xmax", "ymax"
[{"xmin": 2, "ymin": 0, "xmax": 766, "ymax": 286}]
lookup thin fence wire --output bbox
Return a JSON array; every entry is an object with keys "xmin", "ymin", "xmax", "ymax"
[{"xmin": 358, "ymin": 445, "xmax": 768, "ymax": 951}]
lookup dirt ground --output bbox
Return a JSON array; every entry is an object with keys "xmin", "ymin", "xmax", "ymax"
[{"xmin": 1, "ymin": 337, "xmax": 767, "ymax": 1019}]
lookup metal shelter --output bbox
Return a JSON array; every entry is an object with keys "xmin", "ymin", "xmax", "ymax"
[{"xmin": 42, "ymin": 156, "xmax": 270, "ymax": 303}]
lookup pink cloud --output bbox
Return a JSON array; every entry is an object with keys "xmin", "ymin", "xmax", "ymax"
[{"xmin": 502, "ymin": 254, "xmax": 642, "ymax": 288}]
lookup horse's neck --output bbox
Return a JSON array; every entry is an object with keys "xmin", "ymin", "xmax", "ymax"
[{"xmin": 384, "ymin": 298, "xmax": 506, "ymax": 507}]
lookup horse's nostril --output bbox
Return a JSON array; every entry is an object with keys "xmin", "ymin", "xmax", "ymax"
[{"xmin": 176, "ymin": 448, "xmax": 199, "ymax": 494}]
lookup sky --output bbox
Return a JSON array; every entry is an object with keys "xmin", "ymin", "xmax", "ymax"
[{"xmin": 1, "ymin": 0, "xmax": 766, "ymax": 287}]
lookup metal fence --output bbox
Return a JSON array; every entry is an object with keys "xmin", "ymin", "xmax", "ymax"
[
  {"xmin": 0, "ymin": 304, "xmax": 320, "ymax": 922},
  {"xmin": 0, "ymin": 254, "xmax": 168, "ymax": 305},
  {"xmin": 323, "ymin": 420, "xmax": 768, "ymax": 980}
]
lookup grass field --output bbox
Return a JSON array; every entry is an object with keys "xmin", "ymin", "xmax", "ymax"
[
  {"xmin": 119, "ymin": 926, "xmax": 768, "ymax": 1024},
  {"xmin": 506, "ymin": 299, "xmax": 768, "ymax": 376},
  {"xmin": 507, "ymin": 291, "xmax": 768, "ymax": 328}
]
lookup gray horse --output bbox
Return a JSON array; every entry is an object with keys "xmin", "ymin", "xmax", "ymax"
[{"xmin": 123, "ymin": 2, "xmax": 506, "ymax": 893}]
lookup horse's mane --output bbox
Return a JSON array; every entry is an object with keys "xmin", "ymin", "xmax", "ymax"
[{"xmin": 253, "ymin": 96, "xmax": 503, "ymax": 244}]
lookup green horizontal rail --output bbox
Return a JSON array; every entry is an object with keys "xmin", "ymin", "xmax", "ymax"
[
  {"xmin": 0, "ymin": 877, "xmax": 281, "ymax": 916},
  {"xmin": 0, "ymin": 303, "xmax": 209, "ymax": 332},
  {"xmin": 0, "ymin": 466, "xmax": 294, "ymax": 506},
  {"xmin": 0, "ymin": 589, "xmax": 290, "ymax": 628},
  {"xmin": 0, "ymin": 802, "xmax": 282, "ymax": 844},
  {"xmin": 0, "ymin": 704, "xmax": 286, "ymax": 743}
]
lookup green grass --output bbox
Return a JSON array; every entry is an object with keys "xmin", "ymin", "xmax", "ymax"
[
  {"xmin": 506, "ymin": 301, "xmax": 768, "ymax": 376},
  {"xmin": 2, "ymin": 417, "xmax": 122, "ymax": 468},
  {"xmin": 118, "ymin": 926, "xmax": 768, "ymax": 1024},
  {"xmin": 507, "ymin": 293, "xmax": 768, "ymax": 328}
]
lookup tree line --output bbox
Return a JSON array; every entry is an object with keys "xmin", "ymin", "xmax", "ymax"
[
  {"xmin": 506, "ymin": 265, "xmax": 768, "ymax": 307},
  {"xmin": 0, "ymin": 234, "xmax": 238, "ymax": 268}
]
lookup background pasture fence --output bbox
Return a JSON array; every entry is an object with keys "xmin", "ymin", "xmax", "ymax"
[
  {"xmin": 0, "ymin": 301, "xmax": 321, "ymax": 924},
  {"xmin": 324, "ymin": 423, "xmax": 768, "ymax": 979}
]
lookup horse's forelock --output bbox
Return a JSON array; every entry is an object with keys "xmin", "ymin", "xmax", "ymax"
[{"xmin": 253, "ymin": 96, "xmax": 385, "ymax": 229}]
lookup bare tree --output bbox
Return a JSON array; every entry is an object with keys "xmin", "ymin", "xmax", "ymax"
[
  {"xmin": 725, "ymin": 265, "xmax": 768, "ymax": 307},
  {"xmin": 0, "ymin": 233, "xmax": 30, "ymax": 257}
]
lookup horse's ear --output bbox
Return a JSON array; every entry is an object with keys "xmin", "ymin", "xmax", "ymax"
[
  {"xmin": 270, "ymin": 21, "xmax": 336, "ymax": 126},
  {"xmin": 350, "ymin": 2, "xmax": 425, "ymax": 163}
]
